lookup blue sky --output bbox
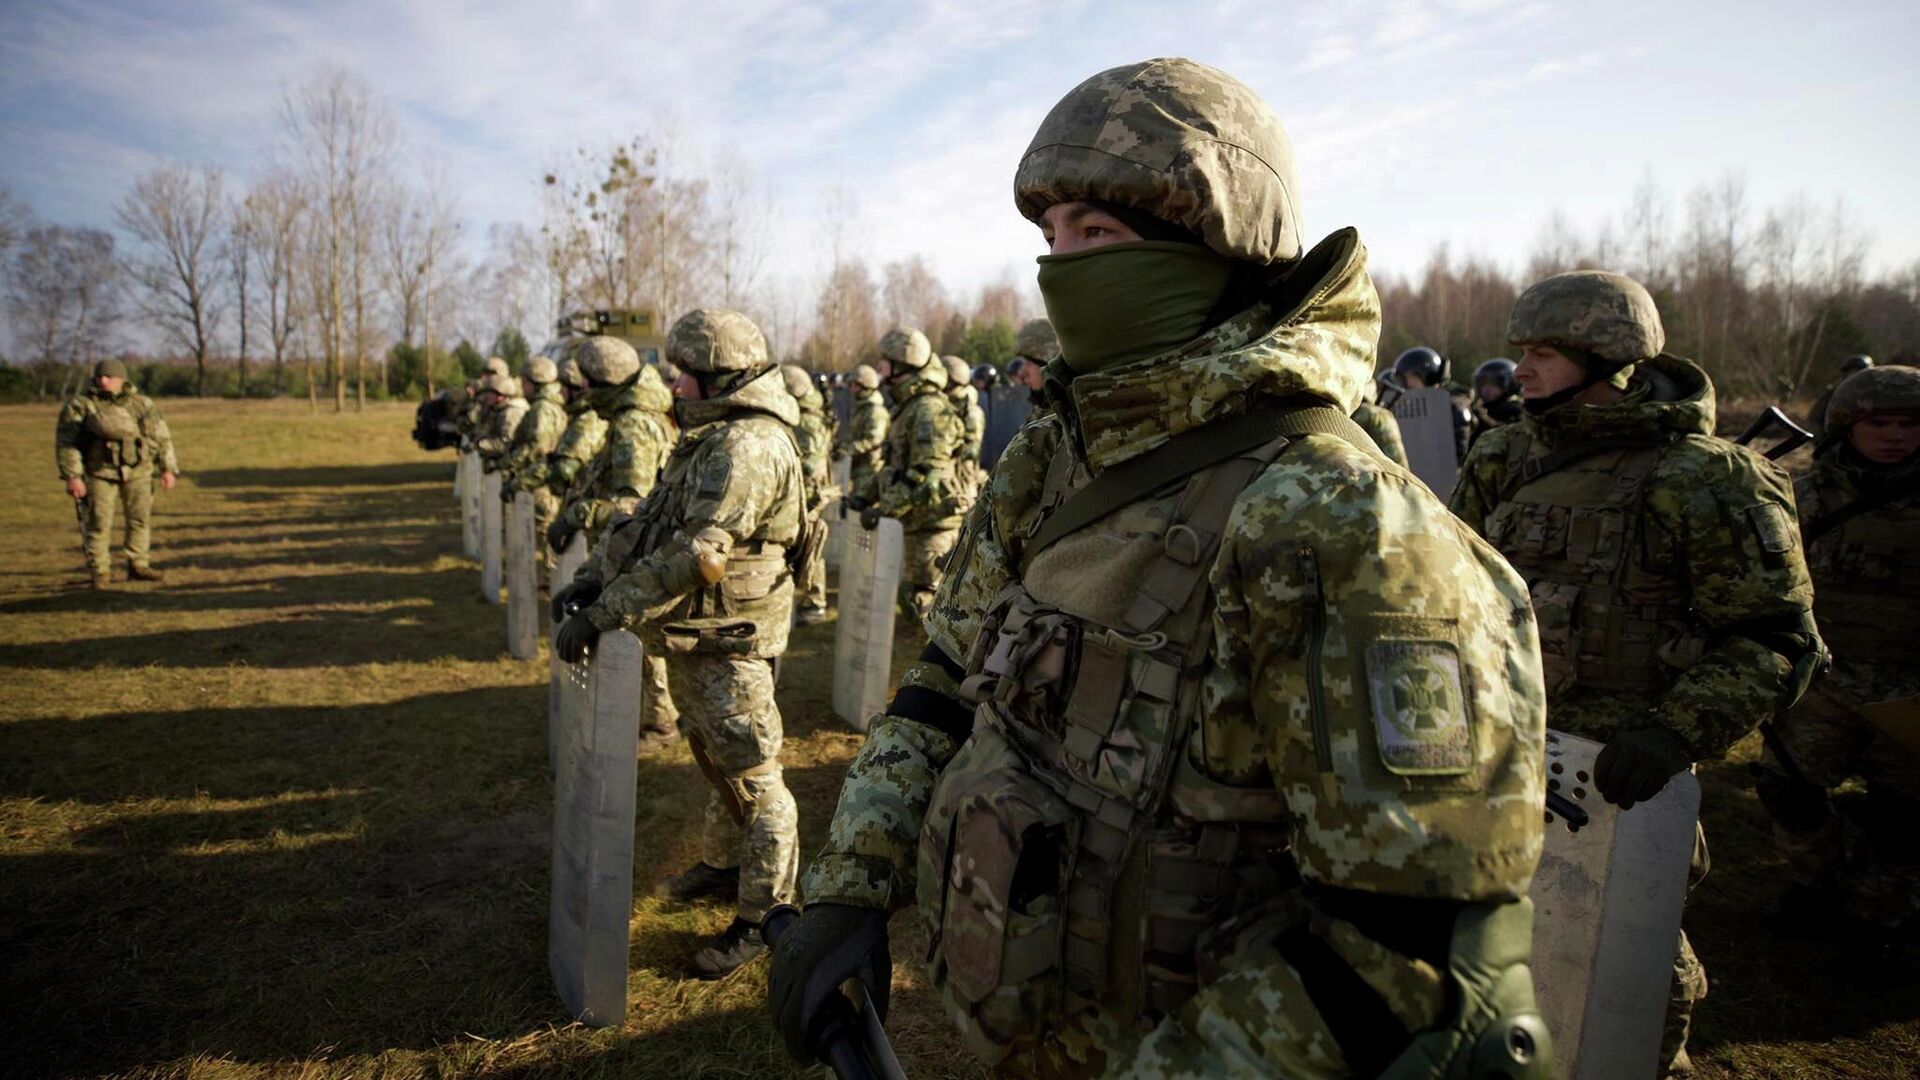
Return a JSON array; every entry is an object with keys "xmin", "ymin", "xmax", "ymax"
[{"xmin": 3, "ymin": 0, "xmax": 1916, "ymax": 308}]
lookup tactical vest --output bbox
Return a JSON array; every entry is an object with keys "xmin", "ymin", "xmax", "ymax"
[
  {"xmin": 885, "ymin": 392, "xmax": 962, "ymax": 531},
  {"xmin": 1803, "ymin": 473, "xmax": 1917, "ymax": 667},
  {"xmin": 81, "ymin": 400, "xmax": 149, "ymax": 476},
  {"xmin": 915, "ymin": 428, "xmax": 1300, "ymax": 1063},
  {"xmin": 1483, "ymin": 435, "xmax": 1697, "ymax": 698}
]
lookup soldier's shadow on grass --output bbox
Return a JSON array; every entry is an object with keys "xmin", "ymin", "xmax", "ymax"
[
  {"xmin": 0, "ymin": 566, "xmax": 473, "ymax": 619},
  {"xmin": 190, "ymin": 461, "xmax": 455, "ymax": 490}
]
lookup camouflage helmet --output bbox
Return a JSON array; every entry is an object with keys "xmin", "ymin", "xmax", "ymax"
[
  {"xmin": 1840, "ymin": 354, "xmax": 1874, "ymax": 374},
  {"xmin": 853, "ymin": 364, "xmax": 881, "ymax": 390},
  {"xmin": 557, "ymin": 356, "xmax": 587, "ymax": 389},
  {"xmin": 667, "ymin": 307, "xmax": 770, "ymax": 374},
  {"xmin": 1015, "ymin": 317, "xmax": 1060, "ymax": 362},
  {"xmin": 943, "ymin": 355, "xmax": 972, "ymax": 387},
  {"xmin": 482, "ymin": 371, "xmax": 520, "ymax": 397},
  {"xmin": 483, "ymin": 356, "xmax": 510, "ymax": 378},
  {"xmin": 877, "ymin": 327, "xmax": 932, "ymax": 370},
  {"xmin": 573, "ymin": 336, "xmax": 641, "ymax": 385},
  {"xmin": 1014, "ymin": 58, "xmax": 1303, "ymax": 265},
  {"xmin": 523, "ymin": 356, "xmax": 558, "ymax": 385},
  {"xmin": 780, "ymin": 364, "xmax": 815, "ymax": 400},
  {"xmin": 1508, "ymin": 270, "xmax": 1665, "ymax": 368},
  {"xmin": 1826, "ymin": 365, "xmax": 1920, "ymax": 431}
]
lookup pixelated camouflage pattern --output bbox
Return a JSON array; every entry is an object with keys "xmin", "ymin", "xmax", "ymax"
[
  {"xmin": 1016, "ymin": 317, "xmax": 1060, "ymax": 363},
  {"xmin": 55, "ymin": 384, "xmax": 178, "ymax": 480},
  {"xmin": 878, "ymin": 326, "xmax": 932, "ymax": 370},
  {"xmin": 79, "ymin": 472, "xmax": 155, "ymax": 574},
  {"xmin": 524, "ymin": 355, "xmax": 558, "ymax": 385},
  {"xmin": 544, "ymin": 401, "xmax": 607, "ymax": 493},
  {"xmin": 473, "ymin": 392, "xmax": 527, "ymax": 465},
  {"xmin": 561, "ymin": 367, "xmax": 677, "ymax": 535},
  {"xmin": 1350, "ymin": 400, "xmax": 1410, "ymax": 469},
  {"xmin": 876, "ymin": 355, "xmax": 965, "ymax": 531},
  {"xmin": 1506, "ymin": 270, "xmax": 1665, "ymax": 366},
  {"xmin": 783, "ymin": 367, "xmax": 834, "ymax": 510},
  {"xmin": 483, "ymin": 356, "xmax": 509, "ymax": 378},
  {"xmin": 1451, "ymin": 353, "xmax": 1816, "ymax": 761},
  {"xmin": 1014, "ymin": 58, "xmax": 1303, "ymax": 266},
  {"xmin": 572, "ymin": 335, "xmax": 641, "ymax": 384},
  {"xmin": 668, "ymin": 307, "xmax": 770, "ymax": 374},
  {"xmin": 853, "ymin": 363, "xmax": 880, "ymax": 390},
  {"xmin": 1824, "ymin": 364, "xmax": 1920, "ymax": 431},
  {"xmin": 582, "ymin": 366, "xmax": 804, "ymax": 661},
  {"xmin": 1795, "ymin": 443, "xmax": 1918, "ymax": 667},
  {"xmin": 504, "ymin": 381, "xmax": 568, "ymax": 491},
  {"xmin": 837, "ymin": 386, "xmax": 890, "ymax": 502},
  {"xmin": 669, "ymin": 653, "xmax": 799, "ymax": 922}
]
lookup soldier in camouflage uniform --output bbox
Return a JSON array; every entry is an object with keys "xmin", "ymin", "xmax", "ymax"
[
  {"xmin": 1757, "ymin": 365, "xmax": 1920, "ymax": 944},
  {"xmin": 1350, "ymin": 378, "xmax": 1411, "ymax": 469},
  {"xmin": 55, "ymin": 359, "xmax": 179, "ymax": 588},
  {"xmin": 772, "ymin": 58, "xmax": 1552, "ymax": 1080},
  {"xmin": 472, "ymin": 369, "xmax": 527, "ymax": 472},
  {"xmin": 462, "ymin": 357, "xmax": 511, "ymax": 451},
  {"xmin": 944, "ymin": 354, "xmax": 987, "ymax": 518},
  {"xmin": 502, "ymin": 356, "xmax": 568, "ymax": 572},
  {"xmin": 1451, "ymin": 270, "xmax": 1824, "ymax": 1078},
  {"xmin": 1009, "ymin": 317, "xmax": 1060, "ymax": 413},
  {"xmin": 1806, "ymin": 354, "xmax": 1873, "ymax": 442},
  {"xmin": 865, "ymin": 328, "xmax": 966, "ymax": 619},
  {"xmin": 538, "ymin": 357, "xmax": 608, "ymax": 557},
  {"xmin": 553, "ymin": 337, "xmax": 682, "ymax": 749},
  {"xmin": 783, "ymin": 364, "xmax": 834, "ymax": 625},
  {"xmin": 835, "ymin": 364, "xmax": 889, "ymax": 504},
  {"xmin": 552, "ymin": 309, "xmax": 806, "ymax": 978}
]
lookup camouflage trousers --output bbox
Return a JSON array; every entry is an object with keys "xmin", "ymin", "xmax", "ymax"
[
  {"xmin": 82, "ymin": 473, "xmax": 155, "ymax": 574},
  {"xmin": 532, "ymin": 486, "xmax": 561, "ymax": 579},
  {"xmin": 665, "ymin": 653, "xmax": 797, "ymax": 922},
  {"xmin": 640, "ymin": 654, "xmax": 678, "ymax": 738},
  {"xmin": 899, "ymin": 527, "xmax": 958, "ymax": 620},
  {"xmin": 1766, "ymin": 663, "xmax": 1920, "ymax": 929}
]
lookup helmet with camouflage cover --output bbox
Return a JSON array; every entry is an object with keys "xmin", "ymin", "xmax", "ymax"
[
  {"xmin": 1508, "ymin": 270, "xmax": 1665, "ymax": 373},
  {"xmin": 780, "ymin": 364, "xmax": 815, "ymax": 400},
  {"xmin": 557, "ymin": 356, "xmax": 587, "ymax": 389},
  {"xmin": 1013, "ymin": 58, "xmax": 1302, "ymax": 266},
  {"xmin": 1840, "ymin": 354, "xmax": 1874, "ymax": 374},
  {"xmin": 1826, "ymin": 365, "xmax": 1920, "ymax": 431},
  {"xmin": 1015, "ymin": 317, "xmax": 1060, "ymax": 363},
  {"xmin": 523, "ymin": 356, "xmax": 558, "ymax": 385},
  {"xmin": 943, "ymin": 355, "xmax": 972, "ymax": 388},
  {"xmin": 878, "ymin": 327, "xmax": 932, "ymax": 371},
  {"xmin": 483, "ymin": 356, "xmax": 510, "ymax": 378},
  {"xmin": 667, "ymin": 307, "xmax": 770, "ymax": 376},
  {"xmin": 483, "ymin": 371, "xmax": 521, "ymax": 397},
  {"xmin": 573, "ymin": 336, "xmax": 641, "ymax": 385},
  {"xmin": 853, "ymin": 364, "xmax": 880, "ymax": 391}
]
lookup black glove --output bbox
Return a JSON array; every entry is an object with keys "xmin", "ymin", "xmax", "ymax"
[
  {"xmin": 1593, "ymin": 724, "xmax": 1693, "ymax": 810},
  {"xmin": 767, "ymin": 903, "xmax": 892, "ymax": 1064},
  {"xmin": 546, "ymin": 519, "xmax": 578, "ymax": 553},
  {"xmin": 554, "ymin": 611, "xmax": 601, "ymax": 664},
  {"xmin": 550, "ymin": 580, "xmax": 600, "ymax": 623},
  {"xmin": 859, "ymin": 507, "xmax": 882, "ymax": 531}
]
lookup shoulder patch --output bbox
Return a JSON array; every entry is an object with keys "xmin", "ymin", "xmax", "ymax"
[
  {"xmin": 1747, "ymin": 503, "xmax": 1796, "ymax": 554},
  {"xmin": 696, "ymin": 451, "xmax": 731, "ymax": 498},
  {"xmin": 1365, "ymin": 640, "xmax": 1474, "ymax": 775}
]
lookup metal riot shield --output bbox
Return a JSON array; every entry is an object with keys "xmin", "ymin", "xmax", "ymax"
[
  {"xmin": 548, "ymin": 532, "xmax": 590, "ymax": 769},
  {"xmin": 453, "ymin": 448, "xmax": 467, "ymax": 504},
  {"xmin": 832, "ymin": 516, "xmax": 903, "ymax": 733},
  {"xmin": 1531, "ymin": 729, "xmax": 1700, "ymax": 1080},
  {"xmin": 461, "ymin": 451, "xmax": 482, "ymax": 558},
  {"xmin": 480, "ymin": 470, "xmax": 504, "ymax": 603},
  {"xmin": 981, "ymin": 384, "xmax": 1033, "ymax": 469},
  {"xmin": 1389, "ymin": 386, "xmax": 1459, "ymax": 497},
  {"xmin": 506, "ymin": 490, "xmax": 539, "ymax": 659},
  {"xmin": 549, "ymin": 628, "xmax": 643, "ymax": 1027},
  {"xmin": 825, "ymin": 457, "xmax": 853, "ymax": 571}
]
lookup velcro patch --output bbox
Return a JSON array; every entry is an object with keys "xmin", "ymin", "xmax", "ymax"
[
  {"xmin": 1365, "ymin": 641, "xmax": 1473, "ymax": 775},
  {"xmin": 696, "ymin": 454, "xmax": 731, "ymax": 498},
  {"xmin": 1748, "ymin": 504, "xmax": 1796, "ymax": 554}
]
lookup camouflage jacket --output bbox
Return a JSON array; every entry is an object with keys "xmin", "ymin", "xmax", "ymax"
[
  {"xmin": 949, "ymin": 384, "xmax": 986, "ymax": 464},
  {"xmin": 804, "ymin": 230, "xmax": 1547, "ymax": 1062},
  {"xmin": 791, "ymin": 387, "xmax": 834, "ymax": 514},
  {"xmin": 875, "ymin": 364, "xmax": 965, "ymax": 531},
  {"xmin": 474, "ymin": 395, "xmax": 527, "ymax": 466},
  {"xmin": 1451, "ymin": 354, "xmax": 1818, "ymax": 761},
  {"xmin": 1350, "ymin": 400, "xmax": 1410, "ymax": 469},
  {"xmin": 579, "ymin": 368, "xmax": 806, "ymax": 659},
  {"xmin": 504, "ymin": 382, "xmax": 568, "ymax": 491},
  {"xmin": 55, "ymin": 384, "xmax": 178, "ymax": 481},
  {"xmin": 561, "ymin": 370, "xmax": 678, "ymax": 537},
  {"xmin": 837, "ymin": 387, "xmax": 889, "ymax": 501},
  {"xmin": 1795, "ymin": 446, "xmax": 1918, "ymax": 668},
  {"xmin": 544, "ymin": 400, "xmax": 608, "ymax": 495}
]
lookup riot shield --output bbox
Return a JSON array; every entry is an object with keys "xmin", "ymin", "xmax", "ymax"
[
  {"xmin": 480, "ymin": 470, "xmax": 504, "ymax": 604},
  {"xmin": 453, "ymin": 449, "xmax": 467, "ymax": 504},
  {"xmin": 981, "ymin": 384, "xmax": 1033, "ymax": 469},
  {"xmin": 461, "ymin": 451, "xmax": 482, "ymax": 558},
  {"xmin": 1531, "ymin": 729, "xmax": 1700, "ymax": 1080},
  {"xmin": 832, "ymin": 516, "xmax": 903, "ymax": 733},
  {"xmin": 548, "ymin": 532, "xmax": 590, "ymax": 769},
  {"xmin": 825, "ymin": 457, "xmax": 853, "ymax": 571},
  {"xmin": 549, "ymin": 628, "xmax": 643, "ymax": 1027},
  {"xmin": 506, "ymin": 490, "xmax": 539, "ymax": 659},
  {"xmin": 1389, "ymin": 387, "xmax": 1459, "ymax": 497}
]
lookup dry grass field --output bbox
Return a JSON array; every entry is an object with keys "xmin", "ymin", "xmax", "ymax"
[{"xmin": 1, "ymin": 398, "xmax": 1912, "ymax": 1079}]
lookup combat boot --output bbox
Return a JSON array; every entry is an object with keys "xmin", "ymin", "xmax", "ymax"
[
  {"xmin": 687, "ymin": 917, "xmax": 763, "ymax": 979},
  {"xmin": 794, "ymin": 605, "xmax": 831, "ymax": 627},
  {"xmin": 660, "ymin": 861, "xmax": 740, "ymax": 904},
  {"xmin": 635, "ymin": 723, "xmax": 678, "ymax": 755},
  {"xmin": 127, "ymin": 563, "xmax": 165, "ymax": 583},
  {"xmin": 90, "ymin": 572, "xmax": 112, "ymax": 590}
]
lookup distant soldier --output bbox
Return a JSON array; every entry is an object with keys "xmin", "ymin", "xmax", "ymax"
[
  {"xmin": 1351, "ymin": 379, "xmax": 1411, "ymax": 468},
  {"xmin": 1757, "ymin": 365, "xmax": 1920, "ymax": 945},
  {"xmin": 1807, "ymin": 354, "xmax": 1874, "ymax": 441},
  {"xmin": 1470, "ymin": 357, "xmax": 1524, "ymax": 443},
  {"xmin": 472, "ymin": 370, "xmax": 526, "ymax": 472},
  {"xmin": 55, "ymin": 359, "xmax": 178, "ymax": 588},
  {"xmin": 552, "ymin": 309, "xmax": 806, "ymax": 978},
  {"xmin": 502, "ymin": 356, "xmax": 568, "ymax": 569},
  {"xmin": 782, "ymin": 364, "xmax": 834, "ymax": 626},
  {"xmin": 943, "ymin": 353, "xmax": 986, "ymax": 516},
  {"xmin": 554, "ymin": 337, "xmax": 681, "ymax": 750},
  {"xmin": 538, "ymin": 357, "xmax": 609, "ymax": 556},
  {"xmin": 462, "ymin": 357, "xmax": 512, "ymax": 449},
  {"xmin": 1451, "ymin": 270, "xmax": 1823, "ymax": 1077},
  {"xmin": 1390, "ymin": 345, "xmax": 1472, "ymax": 462},
  {"xmin": 866, "ymin": 327, "xmax": 965, "ymax": 618},
  {"xmin": 834, "ymin": 363, "xmax": 888, "ymax": 504},
  {"xmin": 1007, "ymin": 316, "xmax": 1059, "ymax": 412}
]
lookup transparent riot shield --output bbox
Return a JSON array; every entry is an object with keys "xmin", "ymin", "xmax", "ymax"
[
  {"xmin": 1389, "ymin": 387, "xmax": 1459, "ymax": 498},
  {"xmin": 548, "ymin": 532, "xmax": 590, "ymax": 770},
  {"xmin": 832, "ymin": 516, "xmax": 903, "ymax": 733},
  {"xmin": 549, "ymin": 628, "xmax": 642, "ymax": 1027},
  {"xmin": 1530, "ymin": 729, "xmax": 1700, "ymax": 1080},
  {"xmin": 506, "ymin": 490, "xmax": 539, "ymax": 659},
  {"xmin": 825, "ymin": 457, "xmax": 853, "ymax": 571},
  {"xmin": 480, "ymin": 470, "xmax": 503, "ymax": 604},
  {"xmin": 461, "ymin": 451, "xmax": 482, "ymax": 558}
]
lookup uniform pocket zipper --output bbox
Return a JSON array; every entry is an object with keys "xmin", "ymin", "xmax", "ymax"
[{"xmin": 1298, "ymin": 544, "xmax": 1332, "ymax": 774}]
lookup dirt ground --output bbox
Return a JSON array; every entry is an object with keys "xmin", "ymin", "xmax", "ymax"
[{"xmin": 1, "ymin": 398, "xmax": 1912, "ymax": 1079}]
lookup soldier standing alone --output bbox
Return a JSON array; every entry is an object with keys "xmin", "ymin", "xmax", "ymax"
[
  {"xmin": 56, "ymin": 359, "xmax": 178, "ymax": 588},
  {"xmin": 1450, "ymin": 270, "xmax": 1823, "ymax": 1077}
]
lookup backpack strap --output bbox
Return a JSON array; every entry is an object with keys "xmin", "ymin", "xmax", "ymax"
[{"xmin": 1803, "ymin": 473, "xmax": 1920, "ymax": 546}]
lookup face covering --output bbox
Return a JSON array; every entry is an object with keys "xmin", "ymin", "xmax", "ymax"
[{"xmin": 1037, "ymin": 241, "xmax": 1237, "ymax": 375}]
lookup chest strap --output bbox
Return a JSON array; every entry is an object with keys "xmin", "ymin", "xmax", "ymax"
[
  {"xmin": 1019, "ymin": 401, "xmax": 1379, "ymax": 575},
  {"xmin": 1499, "ymin": 433, "xmax": 1672, "ymax": 502},
  {"xmin": 1804, "ymin": 473, "xmax": 1920, "ymax": 546}
]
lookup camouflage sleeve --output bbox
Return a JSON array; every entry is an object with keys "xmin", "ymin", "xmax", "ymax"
[
  {"xmin": 876, "ymin": 400, "xmax": 961, "ymax": 516},
  {"xmin": 1647, "ymin": 440, "xmax": 1817, "ymax": 760},
  {"xmin": 584, "ymin": 425, "xmax": 791, "ymax": 632},
  {"xmin": 838, "ymin": 401, "xmax": 888, "ymax": 457},
  {"xmin": 54, "ymin": 398, "xmax": 87, "ymax": 479},
  {"xmin": 1446, "ymin": 425, "xmax": 1520, "ymax": 535},
  {"xmin": 605, "ymin": 413, "xmax": 670, "ymax": 510},
  {"xmin": 147, "ymin": 402, "xmax": 178, "ymax": 474}
]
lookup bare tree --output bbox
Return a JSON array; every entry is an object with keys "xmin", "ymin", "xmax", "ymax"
[
  {"xmin": 711, "ymin": 154, "xmax": 773, "ymax": 308},
  {"xmin": 227, "ymin": 193, "xmax": 255, "ymax": 392},
  {"xmin": 116, "ymin": 164, "xmax": 227, "ymax": 396},
  {"xmin": 882, "ymin": 256, "xmax": 950, "ymax": 332},
  {"xmin": 5, "ymin": 225, "xmax": 120, "ymax": 399},
  {"xmin": 246, "ymin": 171, "xmax": 308, "ymax": 394},
  {"xmin": 0, "ymin": 184, "xmax": 29, "ymax": 269}
]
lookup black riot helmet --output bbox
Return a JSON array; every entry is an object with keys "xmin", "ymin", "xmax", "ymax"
[
  {"xmin": 1393, "ymin": 346, "xmax": 1449, "ymax": 388},
  {"xmin": 1840, "ymin": 354, "xmax": 1874, "ymax": 374},
  {"xmin": 1474, "ymin": 358, "xmax": 1518, "ymax": 399}
]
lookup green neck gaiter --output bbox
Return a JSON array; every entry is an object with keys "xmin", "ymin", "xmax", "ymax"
[{"xmin": 1036, "ymin": 241, "xmax": 1237, "ymax": 375}]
